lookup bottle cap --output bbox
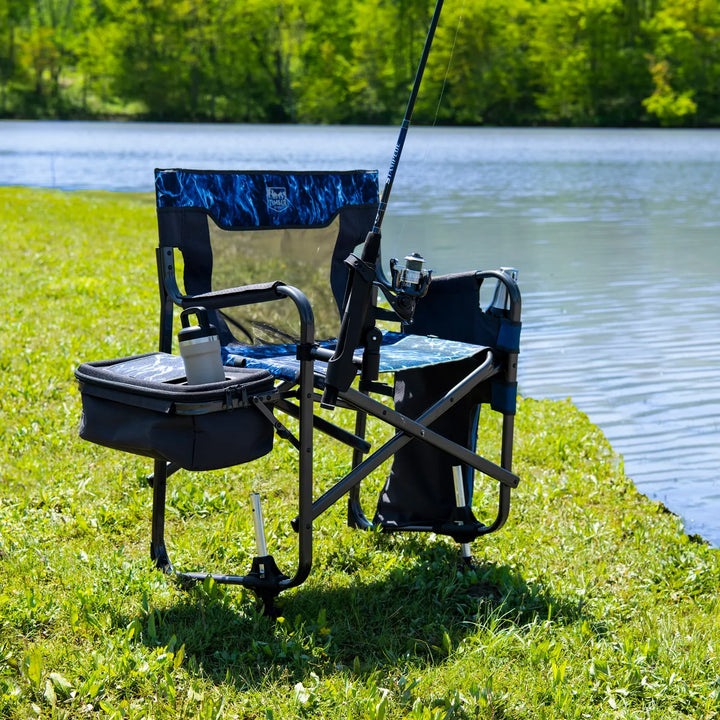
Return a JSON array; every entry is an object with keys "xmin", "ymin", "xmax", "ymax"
[{"xmin": 179, "ymin": 307, "xmax": 218, "ymax": 343}]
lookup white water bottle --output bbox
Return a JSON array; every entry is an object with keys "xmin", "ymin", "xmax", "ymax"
[{"xmin": 178, "ymin": 307, "xmax": 226, "ymax": 384}]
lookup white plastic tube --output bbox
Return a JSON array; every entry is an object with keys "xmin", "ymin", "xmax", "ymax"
[
  {"xmin": 452, "ymin": 466, "xmax": 472, "ymax": 562},
  {"xmin": 250, "ymin": 493, "xmax": 268, "ymax": 558}
]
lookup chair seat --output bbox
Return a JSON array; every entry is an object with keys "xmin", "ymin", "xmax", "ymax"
[{"xmin": 222, "ymin": 331, "xmax": 491, "ymax": 383}]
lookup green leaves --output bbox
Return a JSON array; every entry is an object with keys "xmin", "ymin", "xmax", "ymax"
[{"xmin": 3, "ymin": 0, "xmax": 720, "ymax": 125}]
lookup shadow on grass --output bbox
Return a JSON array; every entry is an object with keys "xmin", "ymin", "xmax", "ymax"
[{"xmin": 129, "ymin": 538, "xmax": 589, "ymax": 691}]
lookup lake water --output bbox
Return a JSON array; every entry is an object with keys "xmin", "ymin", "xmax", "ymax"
[{"xmin": 2, "ymin": 120, "xmax": 719, "ymax": 545}]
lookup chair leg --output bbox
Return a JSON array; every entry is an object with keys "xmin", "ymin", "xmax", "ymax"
[
  {"xmin": 348, "ymin": 409, "xmax": 373, "ymax": 529},
  {"xmin": 144, "ymin": 359, "xmax": 316, "ymax": 610},
  {"xmin": 472, "ymin": 414, "xmax": 515, "ymax": 537},
  {"xmin": 283, "ymin": 343, "xmax": 315, "ymax": 590},
  {"xmin": 150, "ymin": 459, "xmax": 173, "ymax": 574},
  {"xmin": 451, "ymin": 466, "xmax": 474, "ymax": 565},
  {"xmin": 501, "ymin": 413, "xmax": 515, "ymax": 470}
]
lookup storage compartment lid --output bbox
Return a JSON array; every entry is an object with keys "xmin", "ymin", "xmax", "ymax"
[{"xmin": 75, "ymin": 352, "xmax": 274, "ymax": 414}]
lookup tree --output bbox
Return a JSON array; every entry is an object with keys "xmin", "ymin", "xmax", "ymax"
[
  {"xmin": 643, "ymin": 0, "xmax": 720, "ymax": 125},
  {"xmin": 0, "ymin": 0, "xmax": 33, "ymax": 114},
  {"xmin": 349, "ymin": 0, "xmax": 435, "ymax": 124},
  {"xmin": 528, "ymin": 0, "xmax": 650, "ymax": 126},
  {"xmin": 2, "ymin": 0, "xmax": 720, "ymax": 126},
  {"xmin": 106, "ymin": 0, "xmax": 294, "ymax": 122},
  {"xmin": 285, "ymin": 0, "xmax": 351, "ymax": 123},
  {"xmin": 418, "ymin": 0, "xmax": 533, "ymax": 125}
]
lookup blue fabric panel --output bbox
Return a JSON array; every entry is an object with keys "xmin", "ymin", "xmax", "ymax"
[
  {"xmin": 375, "ymin": 333, "xmax": 488, "ymax": 372},
  {"xmin": 221, "ymin": 332, "xmax": 489, "ymax": 383},
  {"xmin": 222, "ymin": 341, "xmax": 328, "ymax": 382},
  {"xmin": 496, "ymin": 320, "xmax": 521, "ymax": 353},
  {"xmin": 155, "ymin": 169, "xmax": 379, "ymax": 229},
  {"xmin": 108, "ymin": 353, "xmax": 187, "ymax": 383},
  {"xmin": 491, "ymin": 380, "xmax": 518, "ymax": 414}
]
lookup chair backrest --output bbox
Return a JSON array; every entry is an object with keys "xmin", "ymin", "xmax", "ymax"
[{"xmin": 155, "ymin": 169, "xmax": 379, "ymax": 344}]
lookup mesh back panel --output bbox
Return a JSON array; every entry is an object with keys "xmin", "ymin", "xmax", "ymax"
[{"xmin": 208, "ymin": 217, "xmax": 343, "ymax": 343}]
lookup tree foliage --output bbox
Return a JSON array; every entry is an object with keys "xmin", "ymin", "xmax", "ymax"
[{"xmin": 1, "ymin": 0, "xmax": 720, "ymax": 125}]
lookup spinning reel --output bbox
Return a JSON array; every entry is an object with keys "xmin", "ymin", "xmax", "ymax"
[{"xmin": 387, "ymin": 252, "xmax": 432, "ymax": 323}]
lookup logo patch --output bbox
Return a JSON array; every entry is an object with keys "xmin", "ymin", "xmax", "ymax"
[{"xmin": 266, "ymin": 186, "xmax": 289, "ymax": 214}]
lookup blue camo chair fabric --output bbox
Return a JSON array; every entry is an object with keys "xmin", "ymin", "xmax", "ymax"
[{"xmin": 75, "ymin": 167, "xmax": 521, "ymax": 613}]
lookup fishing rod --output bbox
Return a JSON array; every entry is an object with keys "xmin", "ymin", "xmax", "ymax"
[
  {"xmin": 361, "ymin": 0, "xmax": 445, "ymax": 263},
  {"xmin": 322, "ymin": 0, "xmax": 445, "ymax": 406}
]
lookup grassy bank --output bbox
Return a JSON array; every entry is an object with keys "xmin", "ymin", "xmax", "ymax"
[{"xmin": 1, "ymin": 186, "xmax": 719, "ymax": 719}]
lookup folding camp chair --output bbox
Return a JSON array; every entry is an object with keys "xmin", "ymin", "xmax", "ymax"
[{"xmin": 76, "ymin": 167, "xmax": 521, "ymax": 613}]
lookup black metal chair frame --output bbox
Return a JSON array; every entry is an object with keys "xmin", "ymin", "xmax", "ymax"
[{"xmin": 145, "ymin": 171, "xmax": 521, "ymax": 613}]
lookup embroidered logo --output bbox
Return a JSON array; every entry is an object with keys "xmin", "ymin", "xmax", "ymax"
[{"xmin": 266, "ymin": 186, "xmax": 289, "ymax": 214}]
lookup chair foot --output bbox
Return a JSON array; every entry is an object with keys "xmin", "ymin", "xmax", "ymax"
[
  {"xmin": 151, "ymin": 542, "xmax": 174, "ymax": 574},
  {"xmin": 347, "ymin": 496, "xmax": 373, "ymax": 530},
  {"xmin": 435, "ymin": 520, "xmax": 486, "ymax": 544},
  {"xmin": 172, "ymin": 555, "xmax": 289, "ymax": 618},
  {"xmin": 458, "ymin": 549, "xmax": 475, "ymax": 570},
  {"xmin": 255, "ymin": 595, "xmax": 283, "ymax": 618},
  {"xmin": 247, "ymin": 554, "xmax": 288, "ymax": 618}
]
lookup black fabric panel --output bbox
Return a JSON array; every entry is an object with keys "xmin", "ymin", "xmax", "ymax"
[
  {"xmin": 180, "ymin": 210, "xmax": 214, "ymax": 297},
  {"xmin": 158, "ymin": 206, "xmax": 230, "ymax": 341},
  {"xmin": 374, "ymin": 358, "xmax": 487, "ymax": 527},
  {"xmin": 76, "ymin": 354, "xmax": 275, "ymax": 470},
  {"xmin": 407, "ymin": 272, "xmax": 501, "ymax": 347},
  {"xmin": 374, "ymin": 272, "xmax": 499, "ymax": 528},
  {"xmin": 78, "ymin": 394, "xmax": 273, "ymax": 470},
  {"xmin": 157, "ymin": 207, "xmax": 214, "ymax": 297},
  {"xmin": 330, "ymin": 204, "xmax": 377, "ymax": 312}
]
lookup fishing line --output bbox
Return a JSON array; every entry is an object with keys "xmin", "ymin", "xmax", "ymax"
[
  {"xmin": 383, "ymin": 0, "xmax": 453, "ymax": 253},
  {"xmin": 432, "ymin": 0, "xmax": 465, "ymax": 128},
  {"xmin": 392, "ymin": 0, "xmax": 464, "ymax": 249},
  {"xmin": 369, "ymin": 0, "xmax": 445, "ymax": 242}
]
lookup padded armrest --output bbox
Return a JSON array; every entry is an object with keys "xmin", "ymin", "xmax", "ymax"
[{"xmin": 179, "ymin": 282, "xmax": 287, "ymax": 310}]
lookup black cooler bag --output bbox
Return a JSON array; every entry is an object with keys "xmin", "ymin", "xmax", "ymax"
[{"xmin": 75, "ymin": 353, "xmax": 275, "ymax": 470}]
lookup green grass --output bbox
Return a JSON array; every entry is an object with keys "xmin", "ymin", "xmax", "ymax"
[{"xmin": 1, "ymin": 186, "xmax": 719, "ymax": 719}]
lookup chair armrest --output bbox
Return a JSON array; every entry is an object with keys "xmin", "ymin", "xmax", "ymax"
[
  {"xmin": 179, "ymin": 282, "xmax": 287, "ymax": 310},
  {"xmin": 183, "ymin": 285, "xmax": 315, "ymax": 348},
  {"xmin": 158, "ymin": 245, "xmax": 290, "ymax": 310}
]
